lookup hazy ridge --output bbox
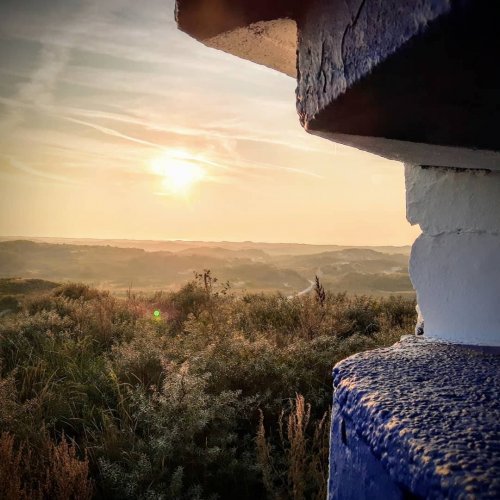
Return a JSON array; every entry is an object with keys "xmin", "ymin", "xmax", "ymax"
[{"xmin": 0, "ymin": 238, "xmax": 413, "ymax": 296}]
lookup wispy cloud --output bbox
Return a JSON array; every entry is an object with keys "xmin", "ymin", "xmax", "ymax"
[
  {"xmin": 62, "ymin": 116, "xmax": 166, "ymax": 150},
  {"xmin": 0, "ymin": 0, "xmax": 106, "ymax": 136},
  {"xmin": 1, "ymin": 155, "xmax": 77, "ymax": 185},
  {"xmin": 0, "ymin": 45, "xmax": 69, "ymax": 134}
]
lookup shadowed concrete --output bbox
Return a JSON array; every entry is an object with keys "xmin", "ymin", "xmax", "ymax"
[
  {"xmin": 175, "ymin": 0, "xmax": 300, "ymax": 75},
  {"xmin": 298, "ymin": 0, "xmax": 500, "ymax": 169},
  {"xmin": 176, "ymin": 0, "xmax": 500, "ymax": 169}
]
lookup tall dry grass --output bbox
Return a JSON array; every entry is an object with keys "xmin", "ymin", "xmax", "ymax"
[
  {"xmin": 257, "ymin": 395, "xmax": 330, "ymax": 500},
  {"xmin": 0, "ymin": 432, "xmax": 93, "ymax": 500},
  {"xmin": 0, "ymin": 432, "xmax": 27, "ymax": 500}
]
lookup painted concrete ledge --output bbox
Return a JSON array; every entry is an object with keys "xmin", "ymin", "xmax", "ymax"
[{"xmin": 329, "ymin": 336, "xmax": 500, "ymax": 499}]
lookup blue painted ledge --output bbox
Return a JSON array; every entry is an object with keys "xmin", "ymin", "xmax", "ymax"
[{"xmin": 328, "ymin": 336, "xmax": 500, "ymax": 499}]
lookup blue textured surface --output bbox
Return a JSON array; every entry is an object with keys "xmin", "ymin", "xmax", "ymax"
[
  {"xmin": 329, "ymin": 336, "xmax": 500, "ymax": 499},
  {"xmin": 329, "ymin": 406, "xmax": 404, "ymax": 500}
]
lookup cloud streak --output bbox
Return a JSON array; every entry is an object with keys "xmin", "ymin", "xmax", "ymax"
[
  {"xmin": 62, "ymin": 116, "xmax": 166, "ymax": 150},
  {"xmin": 1, "ymin": 155, "xmax": 77, "ymax": 185}
]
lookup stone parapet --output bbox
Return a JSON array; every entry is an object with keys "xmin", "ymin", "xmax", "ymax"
[{"xmin": 329, "ymin": 336, "xmax": 500, "ymax": 499}]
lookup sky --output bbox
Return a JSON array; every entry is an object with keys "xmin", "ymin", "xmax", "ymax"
[{"xmin": 0, "ymin": 0, "xmax": 419, "ymax": 246}]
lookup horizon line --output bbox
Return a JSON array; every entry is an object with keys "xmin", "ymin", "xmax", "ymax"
[{"xmin": 0, "ymin": 235, "xmax": 412, "ymax": 248}]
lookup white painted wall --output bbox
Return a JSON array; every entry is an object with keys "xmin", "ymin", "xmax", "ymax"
[{"xmin": 406, "ymin": 164, "xmax": 500, "ymax": 346}]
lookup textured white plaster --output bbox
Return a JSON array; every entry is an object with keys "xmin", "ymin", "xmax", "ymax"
[
  {"xmin": 410, "ymin": 233, "xmax": 500, "ymax": 346},
  {"xmin": 405, "ymin": 165, "xmax": 500, "ymax": 235},
  {"xmin": 406, "ymin": 164, "xmax": 500, "ymax": 346}
]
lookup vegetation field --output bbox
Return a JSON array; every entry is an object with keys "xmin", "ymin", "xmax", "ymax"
[{"xmin": 0, "ymin": 274, "xmax": 416, "ymax": 499}]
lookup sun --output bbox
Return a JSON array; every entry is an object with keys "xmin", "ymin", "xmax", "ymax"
[{"xmin": 151, "ymin": 151, "xmax": 205, "ymax": 195}]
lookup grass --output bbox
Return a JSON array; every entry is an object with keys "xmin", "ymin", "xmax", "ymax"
[{"xmin": 0, "ymin": 272, "xmax": 416, "ymax": 499}]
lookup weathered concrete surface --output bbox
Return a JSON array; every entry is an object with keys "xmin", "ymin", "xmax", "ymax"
[
  {"xmin": 307, "ymin": 133, "xmax": 500, "ymax": 172},
  {"xmin": 329, "ymin": 336, "xmax": 500, "ymax": 499},
  {"xmin": 296, "ymin": 0, "xmax": 451, "ymax": 127},
  {"xmin": 176, "ymin": 0, "xmax": 500, "ymax": 168},
  {"xmin": 406, "ymin": 165, "xmax": 500, "ymax": 346},
  {"xmin": 296, "ymin": 0, "xmax": 500, "ymax": 168},
  {"xmin": 406, "ymin": 166, "xmax": 500, "ymax": 236},
  {"xmin": 330, "ymin": 410, "xmax": 403, "ymax": 500},
  {"xmin": 205, "ymin": 19, "xmax": 297, "ymax": 77},
  {"xmin": 175, "ymin": 0, "xmax": 299, "ymax": 75},
  {"xmin": 410, "ymin": 232, "xmax": 500, "ymax": 346},
  {"xmin": 175, "ymin": 0, "xmax": 298, "ymax": 39}
]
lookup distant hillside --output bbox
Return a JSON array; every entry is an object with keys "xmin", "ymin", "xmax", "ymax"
[
  {"xmin": 0, "ymin": 239, "xmax": 414, "ymax": 296},
  {"xmin": 0, "ymin": 236, "xmax": 411, "ymax": 256},
  {"xmin": 0, "ymin": 277, "xmax": 59, "ymax": 296},
  {"xmin": 0, "ymin": 277, "xmax": 60, "ymax": 315},
  {"xmin": 177, "ymin": 246, "xmax": 269, "ymax": 260}
]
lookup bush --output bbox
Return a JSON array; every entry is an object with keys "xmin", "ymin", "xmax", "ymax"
[
  {"xmin": 0, "ymin": 295, "xmax": 21, "ymax": 314},
  {"xmin": 0, "ymin": 277, "xmax": 415, "ymax": 499},
  {"xmin": 53, "ymin": 283, "xmax": 103, "ymax": 302}
]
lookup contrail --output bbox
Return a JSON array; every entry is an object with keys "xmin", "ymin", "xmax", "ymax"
[
  {"xmin": 2, "ymin": 156, "xmax": 77, "ymax": 185},
  {"xmin": 62, "ymin": 116, "xmax": 166, "ymax": 150}
]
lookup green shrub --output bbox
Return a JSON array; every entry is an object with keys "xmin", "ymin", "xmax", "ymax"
[
  {"xmin": 0, "ymin": 276, "xmax": 415, "ymax": 499},
  {"xmin": 0, "ymin": 295, "xmax": 21, "ymax": 314},
  {"xmin": 54, "ymin": 283, "xmax": 103, "ymax": 302}
]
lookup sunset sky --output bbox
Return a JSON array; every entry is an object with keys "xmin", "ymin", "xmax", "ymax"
[{"xmin": 0, "ymin": 0, "xmax": 419, "ymax": 246}]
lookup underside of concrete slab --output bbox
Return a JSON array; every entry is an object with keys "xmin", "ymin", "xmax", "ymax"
[{"xmin": 177, "ymin": 0, "xmax": 500, "ymax": 169}]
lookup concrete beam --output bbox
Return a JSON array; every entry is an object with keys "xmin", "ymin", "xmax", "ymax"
[
  {"xmin": 176, "ymin": 0, "xmax": 500, "ymax": 169},
  {"xmin": 175, "ymin": 0, "xmax": 299, "ymax": 76},
  {"xmin": 201, "ymin": 19, "xmax": 297, "ymax": 77},
  {"xmin": 298, "ymin": 0, "xmax": 500, "ymax": 169}
]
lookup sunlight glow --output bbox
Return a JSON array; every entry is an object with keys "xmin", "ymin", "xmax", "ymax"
[{"xmin": 151, "ymin": 150, "xmax": 205, "ymax": 195}]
